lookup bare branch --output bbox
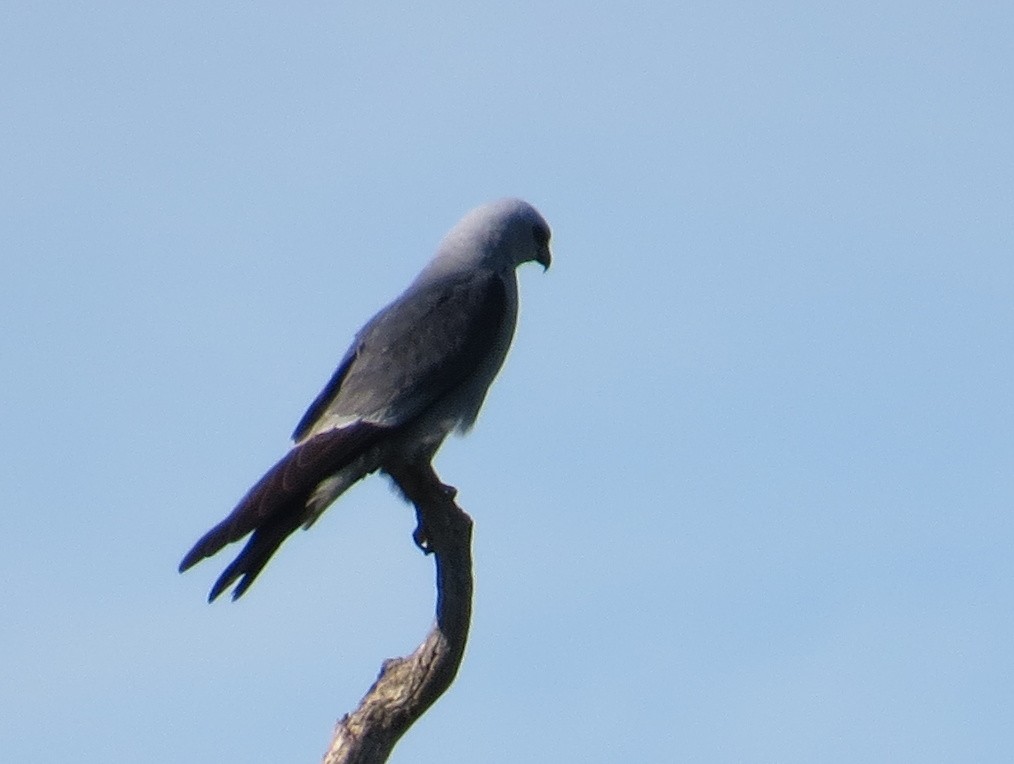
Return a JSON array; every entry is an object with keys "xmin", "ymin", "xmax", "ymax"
[{"xmin": 322, "ymin": 463, "xmax": 474, "ymax": 764}]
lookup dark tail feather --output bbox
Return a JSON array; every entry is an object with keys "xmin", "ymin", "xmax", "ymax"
[
  {"xmin": 179, "ymin": 421, "xmax": 388, "ymax": 600},
  {"xmin": 207, "ymin": 515, "xmax": 304, "ymax": 601}
]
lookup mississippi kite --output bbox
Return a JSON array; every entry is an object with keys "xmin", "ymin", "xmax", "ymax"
[{"xmin": 180, "ymin": 198, "xmax": 552, "ymax": 601}]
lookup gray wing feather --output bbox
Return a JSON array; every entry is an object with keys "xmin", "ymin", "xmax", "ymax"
[{"xmin": 293, "ymin": 270, "xmax": 509, "ymax": 440}]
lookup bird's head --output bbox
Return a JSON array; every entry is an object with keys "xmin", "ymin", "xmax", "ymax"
[{"xmin": 437, "ymin": 198, "xmax": 552, "ymax": 272}]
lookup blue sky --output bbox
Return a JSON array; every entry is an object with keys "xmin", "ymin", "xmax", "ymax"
[{"xmin": 2, "ymin": 3, "xmax": 1011, "ymax": 762}]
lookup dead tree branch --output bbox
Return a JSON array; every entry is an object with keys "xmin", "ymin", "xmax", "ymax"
[{"xmin": 322, "ymin": 463, "xmax": 474, "ymax": 764}]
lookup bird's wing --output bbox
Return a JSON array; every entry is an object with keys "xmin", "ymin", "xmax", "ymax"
[
  {"xmin": 180, "ymin": 269, "xmax": 511, "ymax": 600},
  {"xmin": 292, "ymin": 268, "xmax": 510, "ymax": 440}
]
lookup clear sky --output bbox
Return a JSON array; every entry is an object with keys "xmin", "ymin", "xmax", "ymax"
[{"xmin": 2, "ymin": 3, "xmax": 1011, "ymax": 762}]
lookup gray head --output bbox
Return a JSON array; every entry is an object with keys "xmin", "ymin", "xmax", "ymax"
[{"xmin": 430, "ymin": 198, "xmax": 552, "ymax": 275}]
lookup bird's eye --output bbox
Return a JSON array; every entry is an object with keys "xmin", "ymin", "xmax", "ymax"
[{"xmin": 532, "ymin": 222, "xmax": 551, "ymax": 248}]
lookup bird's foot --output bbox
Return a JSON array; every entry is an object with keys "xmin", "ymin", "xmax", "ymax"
[
  {"xmin": 412, "ymin": 482, "xmax": 457, "ymax": 554},
  {"xmin": 413, "ymin": 521, "xmax": 433, "ymax": 555}
]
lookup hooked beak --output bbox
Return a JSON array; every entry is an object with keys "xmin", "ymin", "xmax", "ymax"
[{"xmin": 536, "ymin": 246, "xmax": 552, "ymax": 271}]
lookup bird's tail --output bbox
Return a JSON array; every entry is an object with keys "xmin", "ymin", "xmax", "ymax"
[{"xmin": 179, "ymin": 421, "xmax": 388, "ymax": 601}]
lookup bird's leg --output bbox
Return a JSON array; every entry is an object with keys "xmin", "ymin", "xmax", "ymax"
[
  {"xmin": 386, "ymin": 462, "xmax": 459, "ymax": 555},
  {"xmin": 411, "ymin": 472, "xmax": 459, "ymax": 554},
  {"xmin": 412, "ymin": 514, "xmax": 432, "ymax": 554}
]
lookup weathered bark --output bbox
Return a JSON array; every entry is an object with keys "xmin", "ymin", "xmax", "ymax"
[{"xmin": 322, "ymin": 463, "xmax": 474, "ymax": 764}]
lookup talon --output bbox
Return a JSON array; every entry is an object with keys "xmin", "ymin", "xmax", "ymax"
[{"xmin": 413, "ymin": 523, "xmax": 433, "ymax": 554}]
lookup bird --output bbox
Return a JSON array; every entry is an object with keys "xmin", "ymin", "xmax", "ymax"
[{"xmin": 179, "ymin": 198, "xmax": 552, "ymax": 601}]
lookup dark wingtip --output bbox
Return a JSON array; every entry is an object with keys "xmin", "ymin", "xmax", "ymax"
[
  {"xmin": 207, "ymin": 565, "xmax": 241, "ymax": 603},
  {"xmin": 207, "ymin": 578, "xmax": 231, "ymax": 603},
  {"xmin": 205, "ymin": 546, "xmax": 264, "ymax": 602},
  {"xmin": 179, "ymin": 519, "xmax": 236, "ymax": 575},
  {"xmin": 178, "ymin": 549, "xmax": 202, "ymax": 574},
  {"xmin": 203, "ymin": 573, "xmax": 253, "ymax": 603},
  {"xmin": 181, "ymin": 424, "xmax": 388, "ymax": 603},
  {"xmin": 230, "ymin": 577, "xmax": 253, "ymax": 601}
]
